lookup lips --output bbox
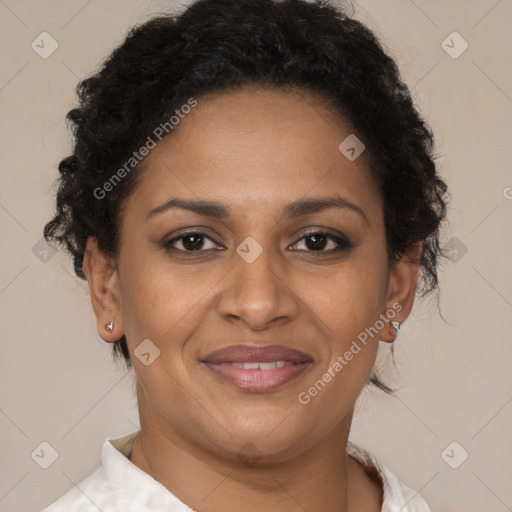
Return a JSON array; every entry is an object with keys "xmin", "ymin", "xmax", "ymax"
[
  {"xmin": 203, "ymin": 344, "xmax": 312, "ymax": 364},
  {"xmin": 202, "ymin": 344, "xmax": 313, "ymax": 392}
]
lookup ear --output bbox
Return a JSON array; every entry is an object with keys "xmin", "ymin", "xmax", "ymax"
[
  {"xmin": 379, "ymin": 242, "xmax": 422, "ymax": 343},
  {"xmin": 82, "ymin": 236, "xmax": 124, "ymax": 343}
]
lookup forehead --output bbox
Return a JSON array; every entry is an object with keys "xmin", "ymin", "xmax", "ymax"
[{"xmin": 123, "ymin": 86, "xmax": 382, "ymax": 221}]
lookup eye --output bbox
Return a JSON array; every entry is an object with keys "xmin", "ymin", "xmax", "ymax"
[
  {"xmin": 163, "ymin": 229, "xmax": 352, "ymax": 255},
  {"xmin": 163, "ymin": 231, "xmax": 222, "ymax": 252},
  {"xmin": 290, "ymin": 230, "xmax": 352, "ymax": 253}
]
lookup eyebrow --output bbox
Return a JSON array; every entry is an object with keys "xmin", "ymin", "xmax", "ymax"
[{"xmin": 146, "ymin": 196, "xmax": 369, "ymax": 224}]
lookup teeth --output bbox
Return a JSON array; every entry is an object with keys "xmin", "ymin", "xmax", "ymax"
[
  {"xmin": 230, "ymin": 361, "xmax": 287, "ymax": 370},
  {"xmin": 259, "ymin": 361, "xmax": 281, "ymax": 370}
]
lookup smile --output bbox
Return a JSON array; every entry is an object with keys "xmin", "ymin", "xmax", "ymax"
[
  {"xmin": 227, "ymin": 361, "xmax": 289, "ymax": 369},
  {"xmin": 202, "ymin": 343, "xmax": 313, "ymax": 392}
]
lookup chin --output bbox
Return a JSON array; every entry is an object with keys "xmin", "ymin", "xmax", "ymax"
[{"xmin": 207, "ymin": 415, "xmax": 311, "ymax": 463}]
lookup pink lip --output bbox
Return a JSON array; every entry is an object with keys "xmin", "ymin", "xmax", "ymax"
[
  {"xmin": 202, "ymin": 344, "xmax": 313, "ymax": 392},
  {"xmin": 203, "ymin": 344, "xmax": 312, "ymax": 364}
]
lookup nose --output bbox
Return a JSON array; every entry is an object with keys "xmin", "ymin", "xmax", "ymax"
[{"xmin": 216, "ymin": 244, "xmax": 299, "ymax": 330}]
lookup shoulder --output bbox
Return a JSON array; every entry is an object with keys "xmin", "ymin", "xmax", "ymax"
[
  {"xmin": 39, "ymin": 432, "xmax": 139, "ymax": 511},
  {"xmin": 39, "ymin": 466, "xmax": 127, "ymax": 511},
  {"xmin": 39, "ymin": 430, "xmax": 186, "ymax": 511},
  {"xmin": 346, "ymin": 441, "xmax": 432, "ymax": 512}
]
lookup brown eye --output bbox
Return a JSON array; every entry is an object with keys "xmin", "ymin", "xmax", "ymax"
[
  {"xmin": 291, "ymin": 231, "xmax": 352, "ymax": 252},
  {"xmin": 164, "ymin": 232, "xmax": 220, "ymax": 252}
]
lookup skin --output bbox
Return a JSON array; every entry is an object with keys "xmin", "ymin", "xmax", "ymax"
[{"xmin": 83, "ymin": 86, "xmax": 422, "ymax": 512}]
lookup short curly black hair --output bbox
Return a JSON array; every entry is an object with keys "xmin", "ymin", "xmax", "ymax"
[{"xmin": 44, "ymin": 0, "xmax": 449, "ymax": 394}]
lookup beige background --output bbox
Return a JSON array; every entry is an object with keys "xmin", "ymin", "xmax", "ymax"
[{"xmin": 1, "ymin": 1, "xmax": 511, "ymax": 511}]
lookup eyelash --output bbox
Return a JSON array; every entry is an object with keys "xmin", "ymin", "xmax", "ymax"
[{"xmin": 163, "ymin": 229, "xmax": 353, "ymax": 255}]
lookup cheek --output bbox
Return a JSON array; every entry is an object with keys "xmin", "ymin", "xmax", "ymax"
[
  {"xmin": 298, "ymin": 248, "xmax": 388, "ymax": 397},
  {"xmin": 117, "ymin": 257, "xmax": 219, "ymax": 407},
  {"xmin": 308, "ymin": 247, "xmax": 388, "ymax": 337},
  {"xmin": 118, "ymin": 249, "xmax": 227, "ymax": 350}
]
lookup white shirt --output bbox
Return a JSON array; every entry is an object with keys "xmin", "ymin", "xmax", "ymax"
[{"xmin": 40, "ymin": 430, "xmax": 431, "ymax": 512}]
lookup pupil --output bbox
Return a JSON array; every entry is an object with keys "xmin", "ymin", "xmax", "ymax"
[
  {"xmin": 305, "ymin": 234, "xmax": 326, "ymax": 250},
  {"xmin": 183, "ymin": 234, "xmax": 203, "ymax": 250}
]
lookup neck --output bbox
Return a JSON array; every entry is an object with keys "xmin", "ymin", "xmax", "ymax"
[{"xmin": 128, "ymin": 392, "xmax": 382, "ymax": 512}]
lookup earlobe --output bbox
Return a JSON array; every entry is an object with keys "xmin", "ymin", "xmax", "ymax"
[
  {"xmin": 380, "ymin": 242, "xmax": 422, "ymax": 343},
  {"xmin": 82, "ymin": 236, "xmax": 124, "ymax": 343},
  {"xmin": 379, "ymin": 319, "xmax": 402, "ymax": 344}
]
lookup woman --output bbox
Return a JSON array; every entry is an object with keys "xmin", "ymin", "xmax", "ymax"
[{"xmin": 41, "ymin": 0, "xmax": 448, "ymax": 510}]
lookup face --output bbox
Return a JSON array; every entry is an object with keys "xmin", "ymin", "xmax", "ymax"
[{"xmin": 84, "ymin": 86, "xmax": 420, "ymax": 462}]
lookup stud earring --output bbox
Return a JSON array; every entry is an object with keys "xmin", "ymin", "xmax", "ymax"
[
  {"xmin": 105, "ymin": 321, "xmax": 114, "ymax": 333},
  {"xmin": 389, "ymin": 320, "xmax": 401, "ymax": 344}
]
